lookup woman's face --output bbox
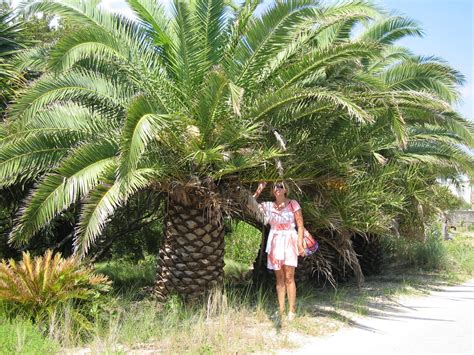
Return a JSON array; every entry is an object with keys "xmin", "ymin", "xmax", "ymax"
[{"xmin": 272, "ymin": 182, "xmax": 286, "ymax": 198}]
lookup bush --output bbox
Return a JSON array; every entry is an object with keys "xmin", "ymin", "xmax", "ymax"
[
  {"xmin": 225, "ymin": 221, "xmax": 262, "ymax": 266},
  {"xmin": 95, "ymin": 255, "xmax": 156, "ymax": 291},
  {"xmin": 0, "ymin": 250, "xmax": 110, "ymax": 324},
  {"xmin": 444, "ymin": 236, "xmax": 474, "ymax": 276},
  {"xmin": 383, "ymin": 228, "xmax": 448, "ymax": 271}
]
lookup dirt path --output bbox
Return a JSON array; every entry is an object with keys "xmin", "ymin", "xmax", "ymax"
[{"xmin": 280, "ymin": 279, "xmax": 474, "ymax": 354}]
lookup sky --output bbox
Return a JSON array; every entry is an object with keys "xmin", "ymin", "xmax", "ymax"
[{"xmin": 10, "ymin": 0, "xmax": 473, "ymax": 120}]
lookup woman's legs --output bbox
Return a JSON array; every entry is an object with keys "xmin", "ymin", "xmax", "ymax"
[
  {"xmin": 282, "ymin": 265, "xmax": 296, "ymax": 313},
  {"xmin": 274, "ymin": 269, "xmax": 286, "ymax": 314}
]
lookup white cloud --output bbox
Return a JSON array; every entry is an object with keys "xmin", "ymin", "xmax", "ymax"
[{"xmin": 99, "ymin": 0, "xmax": 137, "ymax": 19}]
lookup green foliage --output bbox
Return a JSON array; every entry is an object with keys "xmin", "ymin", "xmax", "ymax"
[
  {"xmin": 444, "ymin": 235, "xmax": 474, "ymax": 276},
  {"xmin": 0, "ymin": 0, "xmax": 472, "ymax": 286},
  {"xmin": 94, "ymin": 255, "xmax": 156, "ymax": 291},
  {"xmin": 0, "ymin": 250, "xmax": 110, "ymax": 323},
  {"xmin": 0, "ymin": 317, "xmax": 59, "ymax": 354},
  {"xmin": 0, "ymin": 8, "xmax": 25, "ymax": 110},
  {"xmin": 383, "ymin": 227, "xmax": 448, "ymax": 271},
  {"xmin": 225, "ymin": 221, "xmax": 262, "ymax": 266}
]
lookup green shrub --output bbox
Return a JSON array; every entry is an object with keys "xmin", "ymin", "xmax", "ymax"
[
  {"xmin": 94, "ymin": 255, "xmax": 156, "ymax": 291},
  {"xmin": 413, "ymin": 235, "xmax": 448, "ymax": 270},
  {"xmin": 225, "ymin": 221, "xmax": 262, "ymax": 266},
  {"xmin": 0, "ymin": 250, "xmax": 110, "ymax": 324},
  {"xmin": 383, "ymin": 227, "xmax": 448, "ymax": 271},
  {"xmin": 445, "ymin": 236, "xmax": 474, "ymax": 276},
  {"xmin": 0, "ymin": 317, "xmax": 59, "ymax": 354}
]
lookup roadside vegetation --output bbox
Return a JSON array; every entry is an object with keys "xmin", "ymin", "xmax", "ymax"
[{"xmin": 1, "ymin": 228, "xmax": 472, "ymax": 353}]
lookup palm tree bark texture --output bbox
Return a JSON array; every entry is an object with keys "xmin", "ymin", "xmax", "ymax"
[{"xmin": 154, "ymin": 186, "xmax": 225, "ymax": 301}]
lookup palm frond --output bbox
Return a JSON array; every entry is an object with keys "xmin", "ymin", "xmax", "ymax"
[
  {"xmin": 118, "ymin": 96, "xmax": 175, "ymax": 183},
  {"xmin": 399, "ymin": 140, "xmax": 474, "ymax": 175},
  {"xmin": 2, "ymin": 103, "xmax": 112, "ymax": 146},
  {"xmin": 9, "ymin": 139, "xmax": 118, "ymax": 246},
  {"xmin": 367, "ymin": 45, "xmax": 413, "ymax": 73},
  {"xmin": 251, "ymin": 88, "xmax": 373, "ymax": 124},
  {"xmin": 19, "ymin": 0, "xmax": 118, "ymax": 33},
  {"xmin": 194, "ymin": 69, "xmax": 229, "ymax": 143},
  {"xmin": 167, "ymin": 0, "xmax": 204, "ymax": 94},
  {"xmin": 0, "ymin": 133, "xmax": 80, "ymax": 188},
  {"xmin": 223, "ymin": 0, "xmax": 263, "ymax": 64},
  {"xmin": 381, "ymin": 57, "xmax": 465, "ymax": 103},
  {"xmin": 357, "ymin": 16, "xmax": 423, "ymax": 45},
  {"xmin": 126, "ymin": 0, "xmax": 173, "ymax": 47},
  {"xmin": 9, "ymin": 69, "xmax": 135, "ymax": 124},
  {"xmin": 194, "ymin": 0, "xmax": 229, "ymax": 67},
  {"xmin": 275, "ymin": 42, "xmax": 380, "ymax": 90},
  {"xmin": 74, "ymin": 168, "xmax": 154, "ymax": 258},
  {"xmin": 10, "ymin": 44, "xmax": 52, "ymax": 73},
  {"xmin": 48, "ymin": 27, "xmax": 132, "ymax": 73},
  {"xmin": 229, "ymin": 0, "xmax": 318, "ymax": 86}
]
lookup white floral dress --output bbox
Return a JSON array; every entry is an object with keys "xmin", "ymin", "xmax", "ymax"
[{"xmin": 259, "ymin": 200, "xmax": 301, "ymax": 270}]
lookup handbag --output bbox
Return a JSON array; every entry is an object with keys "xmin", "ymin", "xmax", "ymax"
[
  {"xmin": 303, "ymin": 228, "xmax": 318, "ymax": 256},
  {"xmin": 289, "ymin": 200, "xmax": 319, "ymax": 256}
]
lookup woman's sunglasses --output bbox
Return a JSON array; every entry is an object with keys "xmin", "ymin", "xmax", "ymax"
[{"xmin": 273, "ymin": 183, "xmax": 285, "ymax": 190}]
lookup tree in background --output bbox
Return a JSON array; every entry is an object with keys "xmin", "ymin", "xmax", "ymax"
[{"xmin": 1, "ymin": 0, "xmax": 472, "ymax": 299}]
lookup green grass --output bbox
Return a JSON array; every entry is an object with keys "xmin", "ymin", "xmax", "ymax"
[
  {"xmin": 383, "ymin": 232, "xmax": 447, "ymax": 271},
  {"xmin": 382, "ymin": 232, "xmax": 474, "ymax": 280},
  {"xmin": 94, "ymin": 255, "xmax": 156, "ymax": 291},
  {"xmin": 443, "ymin": 234, "xmax": 474, "ymax": 281},
  {"xmin": 0, "ymin": 318, "xmax": 59, "ymax": 354}
]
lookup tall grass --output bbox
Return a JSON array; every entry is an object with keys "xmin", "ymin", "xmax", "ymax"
[
  {"xmin": 72, "ymin": 285, "xmax": 289, "ymax": 353},
  {"xmin": 382, "ymin": 227, "xmax": 474, "ymax": 283},
  {"xmin": 444, "ymin": 235, "xmax": 474, "ymax": 277},
  {"xmin": 0, "ymin": 317, "xmax": 59, "ymax": 354},
  {"xmin": 383, "ymin": 228, "xmax": 448, "ymax": 271}
]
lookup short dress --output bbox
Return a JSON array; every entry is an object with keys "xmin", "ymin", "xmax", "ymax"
[{"xmin": 259, "ymin": 200, "xmax": 301, "ymax": 270}]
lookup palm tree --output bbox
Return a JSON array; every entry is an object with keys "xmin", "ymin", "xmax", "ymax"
[
  {"xmin": 2, "ymin": 0, "xmax": 473, "ymax": 299},
  {"xmin": 251, "ymin": 11, "xmax": 474, "ymax": 285},
  {"xmin": 0, "ymin": 8, "xmax": 25, "ymax": 112}
]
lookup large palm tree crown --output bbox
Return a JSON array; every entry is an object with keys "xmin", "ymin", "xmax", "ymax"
[{"xmin": 1, "ymin": 0, "xmax": 473, "ymax": 297}]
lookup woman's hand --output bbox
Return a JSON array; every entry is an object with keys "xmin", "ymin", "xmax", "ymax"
[
  {"xmin": 298, "ymin": 242, "xmax": 305, "ymax": 256},
  {"xmin": 253, "ymin": 181, "xmax": 267, "ymax": 198}
]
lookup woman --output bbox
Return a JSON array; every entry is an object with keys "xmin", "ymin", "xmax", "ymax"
[{"xmin": 253, "ymin": 181, "xmax": 305, "ymax": 321}]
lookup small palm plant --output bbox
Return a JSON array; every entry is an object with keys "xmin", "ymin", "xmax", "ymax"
[{"xmin": 0, "ymin": 250, "xmax": 110, "ymax": 323}]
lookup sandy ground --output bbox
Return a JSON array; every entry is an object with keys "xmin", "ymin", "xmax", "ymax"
[{"xmin": 279, "ymin": 279, "xmax": 474, "ymax": 355}]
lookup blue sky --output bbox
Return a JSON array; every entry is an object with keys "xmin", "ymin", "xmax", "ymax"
[
  {"xmin": 378, "ymin": 0, "xmax": 473, "ymax": 120},
  {"xmin": 12, "ymin": 0, "xmax": 473, "ymax": 120}
]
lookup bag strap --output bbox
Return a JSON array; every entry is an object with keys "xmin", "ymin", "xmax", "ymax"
[{"xmin": 288, "ymin": 199, "xmax": 295, "ymax": 213}]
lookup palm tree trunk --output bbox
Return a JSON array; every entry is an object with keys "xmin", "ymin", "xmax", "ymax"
[{"xmin": 153, "ymin": 192, "xmax": 225, "ymax": 301}]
